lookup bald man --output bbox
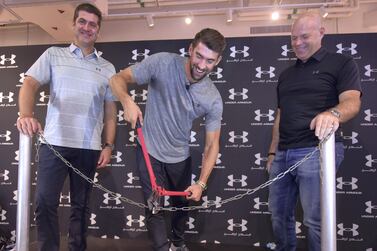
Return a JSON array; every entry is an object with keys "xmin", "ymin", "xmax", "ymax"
[{"xmin": 266, "ymin": 12, "xmax": 361, "ymax": 251}]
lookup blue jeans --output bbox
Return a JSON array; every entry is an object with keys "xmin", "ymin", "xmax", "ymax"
[
  {"xmin": 136, "ymin": 144, "xmax": 192, "ymax": 251},
  {"xmin": 35, "ymin": 144, "xmax": 100, "ymax": 251},
  {"xmin": 268, "ymin": 143, "xmax": 344, "ymax": 251}
]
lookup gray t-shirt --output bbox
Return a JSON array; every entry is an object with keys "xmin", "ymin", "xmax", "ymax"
[{"xmin": 131, "ymin": 52, "xmax": 223, "ymax": 163}]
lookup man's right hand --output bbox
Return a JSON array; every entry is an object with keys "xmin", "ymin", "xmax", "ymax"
[
  {"xmin": 16, "ymin": 116, "xmax": 42, "ymax": 137},
  {"xmin": 123, "ymin": 96, "xmax": 143, "ymax": 129},
  {"xmin": 266, "ymin": 155, "xmax": 275, "ymax": 173}
]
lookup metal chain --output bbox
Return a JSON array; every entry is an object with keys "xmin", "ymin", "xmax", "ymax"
[
  {"xmin": 37, "ymin": 133, "xmax": 148, "ymax": 209},
  {"xmin": 36, "ymin": 131, "xmax": 331, "ymax": 212}
]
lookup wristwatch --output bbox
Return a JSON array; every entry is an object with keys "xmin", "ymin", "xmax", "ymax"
[
  {"xmin": 102, "ymin": 143, "xmax": 114, "ymax": 150},
  {"xmin": 330, "ymin": 109, "xmax": 341, "ymax": 119}
]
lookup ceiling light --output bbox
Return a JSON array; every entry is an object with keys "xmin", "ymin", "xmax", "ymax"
[
  {"xmin": 320, "ymin": 5, "xmax": 329, "ymax": 18},
  {"xmin": 271, "ymin": 10, "xmax": 280, "ymax": 21},
  {"xmin": 226, "ymin": 9, "xmax": 233, "ymax": 23},
  {"xmin": 185, "ymin": 16, "xmax": 192, "ymax": 25},
  {"xmin": 146, "ymin": 15, "xmax": 154, "ymax": 27}
]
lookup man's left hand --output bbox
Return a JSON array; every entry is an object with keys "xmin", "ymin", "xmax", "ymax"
[
  {"xmin": 185, "ymin": 184, "xmax": 203, "ymax": 201},
  {"xmin": 310, "ymin": 111, "xmax": 340, "ymax": 140}
]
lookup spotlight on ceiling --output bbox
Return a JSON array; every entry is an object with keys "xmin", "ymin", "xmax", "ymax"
[
  {"xmin": 226, "ymin": 9, "xmax": 233, "ymax": 23},
  {"xmin": 146, "ymin": 14, "xmax": 154, "ymax": 27},
  {"xmin": 185, "ymin": 15, "xmax": 193, "ymax": 25}
]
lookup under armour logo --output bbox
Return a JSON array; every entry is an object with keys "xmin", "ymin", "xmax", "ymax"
[
  {"xmin": 39, "ymin": 91, "xmax": 49, "ymax": 103},
  {"xmin": 342, "ymin": 131, "xmax": 358, "ymax": 144},
  {"xmin": 0, "ymin": 54, "xmax": 16, "ymax": 65},
  {"xmin": 117, "ymin": 110, "xmax": 125, "ymax": 122},
  {"xmin": 254, "ymin": 153, "xmax": 267, "ymax": 165},
  {"xmin": 60, "ymin": 192, "xmax": 71, "ymax": 203},
  {"xmin": 129, "ymin": 131, "xmax": 137, "ymax": 143},
  {"xmin": 229, "ymin": 46, "xmax": 249, "ymax": 58},
  {"xmin": 15, "ymin": 150, "xmax": 19, "ymax": 162},
  {"xmin": 0, "ymin": 130, "xmax": 11, "ymax": 141},
  {"xmin": 364, "ymin": 109, "xmax": 377, "ymax": 122},
  {"xmin": 93, "ymin": 172, "xmax": 99, "ymax": 183},
  {"xmin": 0, "ymin": 209, "xmax": 7, "ymax": 221},
  {"xmin": 131, "ymin": 49, "xmax": 150, "ymax": 60},
  {"xmin": 130, "ymin": 89, "xmax": 148, "ymax": 101},
  {"xmin": 126, "ymin": 215, "xmax": 145, "ymax": 227},
  {"xmin": 227, "ymin": 174, "xmax": 247, "ymax": 187},
  {"xmin": 254, "ymin": 109, "xmax": 274, "ymax": 121},
  {"xmin": 101, "ymin": 235, "xmax": 120, "ymax": 239},
  {"xmin": 19, "ymin": 72, "xmax": 25, "ymax": 83},
  {"xmin": 127, "ymin": 172, "xmax": 139, "ymax": 184},
  {"xmin": 179, "ymin": 48, "xmax": 189, "ymax": 57},
  {"xmin": 253, "ymin": 197, "xmax": 268, "ymax": 210},
  {"xmin": 365, "ymin": 201, "xmax": 377, "ymax": 214},
  {"xmin": 90, "ymin": 213, "xmax": 96, "ymax": 225},
  {"xmin": 190, "ymin": 131, "xmax": 197, "ymax": 143},
  {"xmin": 13, "ymin": 190, "xmax": 17, "ymax": 202},
  {"xmin": 227, "ymin": 219, "xmax": 248, "ymax": 232},
  {"xmin": 337, "ymin": 223, "xmax": 359, "ymax": 236},
  {"xmin": 209, "ymin": 67, "xmax": 223, "ymax": 79},
  {"xmin": 336, "ymin": 177, "xmax": 358, "ymax": 190},
  {"xmin": 216, "ymin": 153, "xmax": 222, "ymax": 165},
  {"xmin": 365, "ymin": 154, "xmax": 377, "ymax": 168},
  {"xmin": 0, "ymin": 169, "xmax": 10, "ymax": 181},
  {"xmin": 336, "ymin": 43, "xmax": 357, "ymax": 55},
  {"xmin": 111, "ymin": 151, "xmax": 122, "ymax": 163},
  {"xmin": 202, "ymin": 196, "xmax": 222, "ymax": 208},
  {"xmin": 281, "ymin": 44, "xmax": 294, "ymax": 57},
  {"xmin": 0, "ymin": 92, "xmax": 14, "ymax": 103},
  {"xmin": 229, "ymin": 88, "xmax": 248, "ymax": 100},
  {"xmin": 187, "ymin": 217, "xmax": 195, "ymax": 229},
  {"xmin": 255, "ymin": 66, "xmax": 275, "ymax": 78},
  {"xmin": 103, "ymin": 193, "xmax": 122, "ymax": 205},
  {"xmin": 296, "ymin": 221, "xmax": 302, "ymax": 234},
  {"xmin": 364, "ymin": 64, "xmax": 377, "ymax": 77},
  {"xmin": 228, "ymin": 131, "xmax": 248, "ymax": 143}
]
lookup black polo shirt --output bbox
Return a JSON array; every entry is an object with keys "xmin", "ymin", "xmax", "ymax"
[{"xmin": 277, "ymin": 47, "xmax": 361, "ymax": 150}]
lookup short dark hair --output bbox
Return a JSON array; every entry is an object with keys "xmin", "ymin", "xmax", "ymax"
[
  {"xmin": 191, "ymin": 28, "xmax": 226, "ymax": 55},
  {"xmin": 73, "ymin": 3, "xmax": 102, "ymax": 27}
]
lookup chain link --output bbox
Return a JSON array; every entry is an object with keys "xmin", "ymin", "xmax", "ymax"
[{"xmin": 36, "ymin": 132, "xmax": 331, "ymax": 212}]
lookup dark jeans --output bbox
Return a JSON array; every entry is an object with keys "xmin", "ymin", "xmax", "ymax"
[
  {"xmin": 136, "ymin": 144, "xmax": 192, "ymax": 251},
  {"xmin": 268, "ymin": 143, "xmax": 344, "ymax": 251},
  {"xmin": 35, "ymin": 144, "xmax": 100, "ymax": 251}
]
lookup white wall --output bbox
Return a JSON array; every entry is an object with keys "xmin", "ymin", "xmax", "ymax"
[{"xmin": 1, "ymin": 3, "xmax": 377, "ymax": 47}]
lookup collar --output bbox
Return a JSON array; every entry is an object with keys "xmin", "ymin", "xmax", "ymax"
[
  {"xmin": 296, "ymin": 47, "xmax": 327, "ymax": 66},
  {"xmin": 69, "ymin": 43, "xmax": 99, "ymax": 59}
]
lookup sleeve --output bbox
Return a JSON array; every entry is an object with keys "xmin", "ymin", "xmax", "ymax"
[
  {"xmin": 337, "ymin": 57, "xmax": 362, "ymax": 95},
  {"xmin": 130, "ymin": 53, "xmax": 163, "ymax": 86},
  {"xmin": 205, "ymin": 93, "xmax": 223, "ymax": 132},
  {"xmin": 25, "ymin": 48, "xmax": 52, "ymax": 85},
  {"xmin": 105, "ymin": 63, "xmax": 117, "ymax": 101}
]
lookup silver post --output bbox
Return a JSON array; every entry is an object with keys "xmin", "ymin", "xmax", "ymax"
[
  {"xmin": 321, "ymin": 133, "xmax": 337, "ymax": 251},
  {"xmin": 16, "ymin": 133, "xmax": 32, "ymax": 251}
]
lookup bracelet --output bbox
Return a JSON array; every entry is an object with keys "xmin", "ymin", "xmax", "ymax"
[
  {"xmin": 268, "ymin": 152, "xmax": 276, "ymax": 156},
  {"xmin": 195, "ymin": 180, "xmax": 207, "ymax": 191}
]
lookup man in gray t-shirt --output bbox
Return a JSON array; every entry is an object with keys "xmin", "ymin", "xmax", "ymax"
[{"xmin": 110, "ymin": 28, "xmax": 226, "ymax": 251}]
